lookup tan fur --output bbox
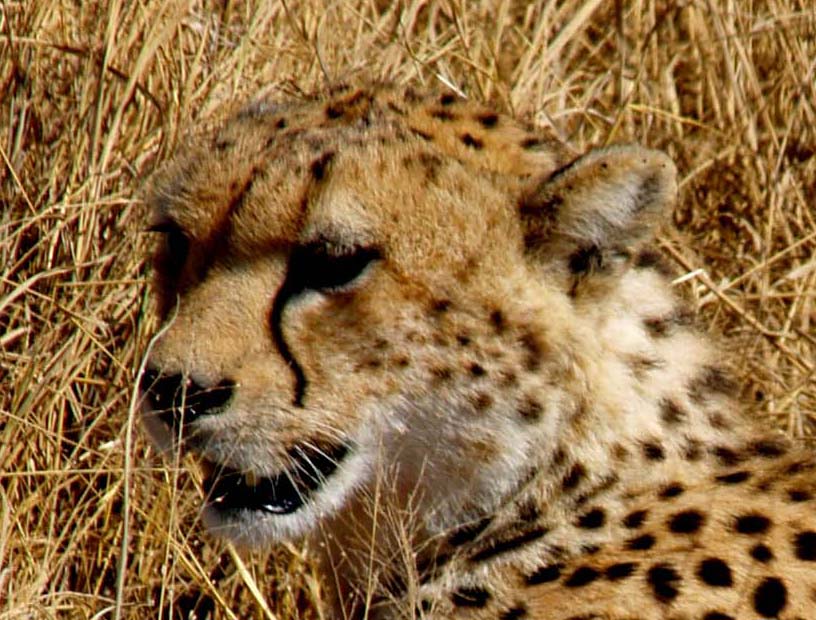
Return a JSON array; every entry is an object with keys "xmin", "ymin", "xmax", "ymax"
[{"xmin": 140, "ymin": 84, "xmax": 816, "ymax": 620}]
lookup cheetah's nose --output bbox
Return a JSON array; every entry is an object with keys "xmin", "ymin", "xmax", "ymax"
[{"xmin": 139, "ymin": 368, "xmax": 236, "ymax": 433}]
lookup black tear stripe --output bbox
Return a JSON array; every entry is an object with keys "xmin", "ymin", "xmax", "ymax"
[{"xmin": 269, "ymin": 274, "xmax": 309, "ymax": 407}]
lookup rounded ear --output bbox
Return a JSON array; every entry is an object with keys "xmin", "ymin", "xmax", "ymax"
[{"xmin": 519, "ymin": 145, "xmax": 677, "ymax": 268}]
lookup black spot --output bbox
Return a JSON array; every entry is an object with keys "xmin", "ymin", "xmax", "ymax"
[
  {"xmin": 430, "ymin": 108, "xmax": 456, "ymax": 121},
  {"xmin": 521, "ymin": 137, "xmax": 545, "ymax": 150},
  {"xmin": 568, "ymin": 244, "xmax": 603, "ymax": 275},
  {"xmin": 668, "ymin": 509, "xmax": 704, "ymax": 534},
  {"xmin": 403, "ymin": 87, "xmax": 422, "ymax": 102},
  {"xmin": 708, "ymin": 411, "xmax": 730, "ymax": 430},
  {"xmin": 410, "ymin": 127, "xmax": 433, "ymax": 142},
  {"xmin": 519, "ymin": 331, "xmax": 545, "ymax": 371},
  {"xmin": 580, "ymin": 543, "xmax": 600, "ymax": 555},
  {"xmin": 735, "ymin": 514, "xmax": 771, "ymax": 535},
  {"xmin": 447, "ymin": 516, "xmax": 492, "ymax": 547},
  {"xmin": 623, "ymin": 509, "xmax": 648, "ymax": 529},
  {"xmin": 787, "ymin": 488, "xmax": 812, "ymax": 502},
  {"xmin": 469, "ymin": 363, "xmax": 486, "ymax": 377},
  {"xmin": 712, "ymin": 446, "xmax": 743, "ymax": 466},
  {"xmin": 387, "ymin": 101, "xmax": 406, "ymax": 116},
  {"xmin": 749, "ymin": 438, "xmax": 788, "ymax": 458},
  {"xmin": 750, "ymin": 543, "xmax": 774, "ymax": 563},
  {"xmin": 461, "ymin": 133, "xmax": 484, "ymax": 149},
  {"xmin": 490, "ymin": 310, "xmax": 505, "ymax": 333},
  {"xmin": 715, "ymin": 470, "xmax": 751, "ymax": 484},
  {"xmin": 456, "ymin": 334, "xmax": 471, "ymax": 347},
  {"xmin": 703, "ymin": 613, "xmax": 735, "ymax": 620},
  {"xmin": 626, "ymin": 534, "xmax": 656, "ymax": 551},
  {"xmin": 451, "ymin": 586, "xmax": 491, "ymax": 608},
  {"xmin": 431, "ymin": 367, "xmax": 453, "ymax": 383},
  {"xmin": 500, "ymin": 605, "xmax": 527, "ymax": 620},
  {"xmin": 794, "ymin": 531, "xmax": 816, "ymax": 561},
  {"xmin": 416, "ymin": 152, "xmax": 443, "ymax": 181},
  {"xmin": 525, "ymin": 563, "xmax": 562, "ymax": 585},
  {"xmin": 431, "ymin": 299, "xmax": 452, "ymax": 313},
  {"xmin": 309, "ymin": 151, "xmax": 335, "ymax": 181},
  {"xmin": 643, "ymin": 311, "xmax": 692, "ymax": 338},
  {"xmin": 659, "ymin": 483, "xmax": 685, "ymax": 499},
  {"xmin": 628, "ymin": 355, "xmax": 662, "ymax": 376},
  {"xmin": 517, "ymin": 397, "xmax": 543, "ymax": 423},
  {"xmin": 471, "ymin": 392, "xmax": 493, "ymax": 411},
  {"xmin": 684, "ymin": 438, "xmax": 704, "ymax": 461},
  {"xmin": 755, "ymin": 479, "xmax": 773, "ymax": 493},
  {"xmin": 575, "ymin": 508, "xmax": 605, "ymax": 529},
  {"xmin": 439, "ymin": 93, "xmax": 457, "ymax": 106},
  {"xmin": 689, "ymin": 366, "xmax": 737, "ymax": 402},
  {"xmin": 643, "ymin": 316, "xmax": 669, "ymax": 337},
  {"xmin": 647, "ymin": 564, "xmax": 681, "ymax": 603},
  {"xmin": 785, "ymin": 459, "xmax": 815, "ymax": 475},
  {"xmin": 325, "ymin": 103, "xmax": 343, "ymax": 119},
  {"xmin": 642, "ymin": 441, "xmax": 666, "ymax": 461},
  {"xmin": 418, "ymin": 599, "xmax": 432, "ymax": 614},
  {"xmin": 612, "ymin": 443, "xmax": 629, "ymax": 462},
  {"xmin": 476, "ymin": 112, "xmax": 499, "ymax": 128},
  {"xmin": 564, "ymin": 566, "xmax": 600, "ymax": 587},
  {"xmin": 605, "ymin": 562, "xmax": 637, "ymax": 581},
  {"xmin": 469, "ymin": 527, "xmax": 549, "ymax": 562},
  {"xmin": 275, "ymin": 117, "xmax": 287, "ymax": 129},
  {"xmin": 753, "ymin": 577, "xmax": 787, "ymax": 617},
  {"xmin": 659, "ymin": 399, "xmax": 686, "ymax": 425},
  {"xmin": 634, "ymin": 248, "xmax": 672, "ymax": 275},
  {"xmin": 697, "ymin": 558, "xmax": 733, "ymax": 587},
  {"xmin": 561, "ymin": 463, "xmax": 586, "ymax": 491}
]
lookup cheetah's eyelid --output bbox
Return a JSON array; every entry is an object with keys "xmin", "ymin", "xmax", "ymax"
[{"xmin": 145, "ymin": 221, "xmax": 182, "ymax": 234}]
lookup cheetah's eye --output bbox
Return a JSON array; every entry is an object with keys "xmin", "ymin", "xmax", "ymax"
[{"xmin": 288, "ymin": 241, "xmax": 381, "ymax": 292}]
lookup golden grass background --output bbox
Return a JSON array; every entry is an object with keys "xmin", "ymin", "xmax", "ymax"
[{"xmin": 1, "ymin": 1, "xmax": 814, "ymax": 618}]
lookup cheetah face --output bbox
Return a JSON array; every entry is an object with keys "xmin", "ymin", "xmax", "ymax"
[
  {"xmin": 139, "ymin": 89, "xmax": 675, "ymax": 547},
  {"xmin": 140, "ymin": 140, "xmax": 541, "ymax": 544}
]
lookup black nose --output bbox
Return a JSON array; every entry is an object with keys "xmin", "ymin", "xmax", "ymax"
[{"xmin": 139, "ymin": 368, "xmax": 235, "ymax": 432}]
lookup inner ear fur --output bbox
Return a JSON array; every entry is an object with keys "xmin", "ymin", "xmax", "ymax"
[{"xmin": 519, "ymin": 144, "xmax": 677, "ymax": 270}]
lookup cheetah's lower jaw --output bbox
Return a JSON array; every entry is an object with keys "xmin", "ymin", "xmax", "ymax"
[{"xmin": 201, "ymin": 441, "xmax": 350, "ymax": 516}]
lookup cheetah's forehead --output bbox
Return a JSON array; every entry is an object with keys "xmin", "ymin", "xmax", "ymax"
[{"xmin": 147, "ymin": 84, "xmax": 571, "ymax": 249}]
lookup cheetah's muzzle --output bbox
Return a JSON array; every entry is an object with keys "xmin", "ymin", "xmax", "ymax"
[
  {"xmin": 140, "ymin": 368, "xmax": 353, "ymax": 516},
  {"xmin": 202, "ymin": 441, "xmax": 350, "ymax": 515}
]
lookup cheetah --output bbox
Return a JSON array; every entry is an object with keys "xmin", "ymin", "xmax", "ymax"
[{"xmin": 139, "ymin": 83, "xmax": 816, "ymax": 620}]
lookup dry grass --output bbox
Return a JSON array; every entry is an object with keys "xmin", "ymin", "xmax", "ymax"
[{"xmin": 1, "ymin": 1, "xmax": 814, "ymax": 618}]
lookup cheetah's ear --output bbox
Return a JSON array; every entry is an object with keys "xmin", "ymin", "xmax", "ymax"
[{"xmin": 520, "ymin": 145, "xmax": 677, "ymax": 273}]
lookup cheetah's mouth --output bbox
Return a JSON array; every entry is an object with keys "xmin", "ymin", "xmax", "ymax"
[{"xmin": 201, "ymin": 441, "xmax": 350, "ymax": 515}]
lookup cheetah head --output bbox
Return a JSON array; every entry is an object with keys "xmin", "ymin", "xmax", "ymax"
[{"xmin": 139, "ymin": 89, "xmax": 676, "ymax": 547}]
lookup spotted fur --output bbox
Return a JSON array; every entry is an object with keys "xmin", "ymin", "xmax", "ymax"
[{"xmin": 140, "ymin": 83, "xmax": 816, "ymax": 620}]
